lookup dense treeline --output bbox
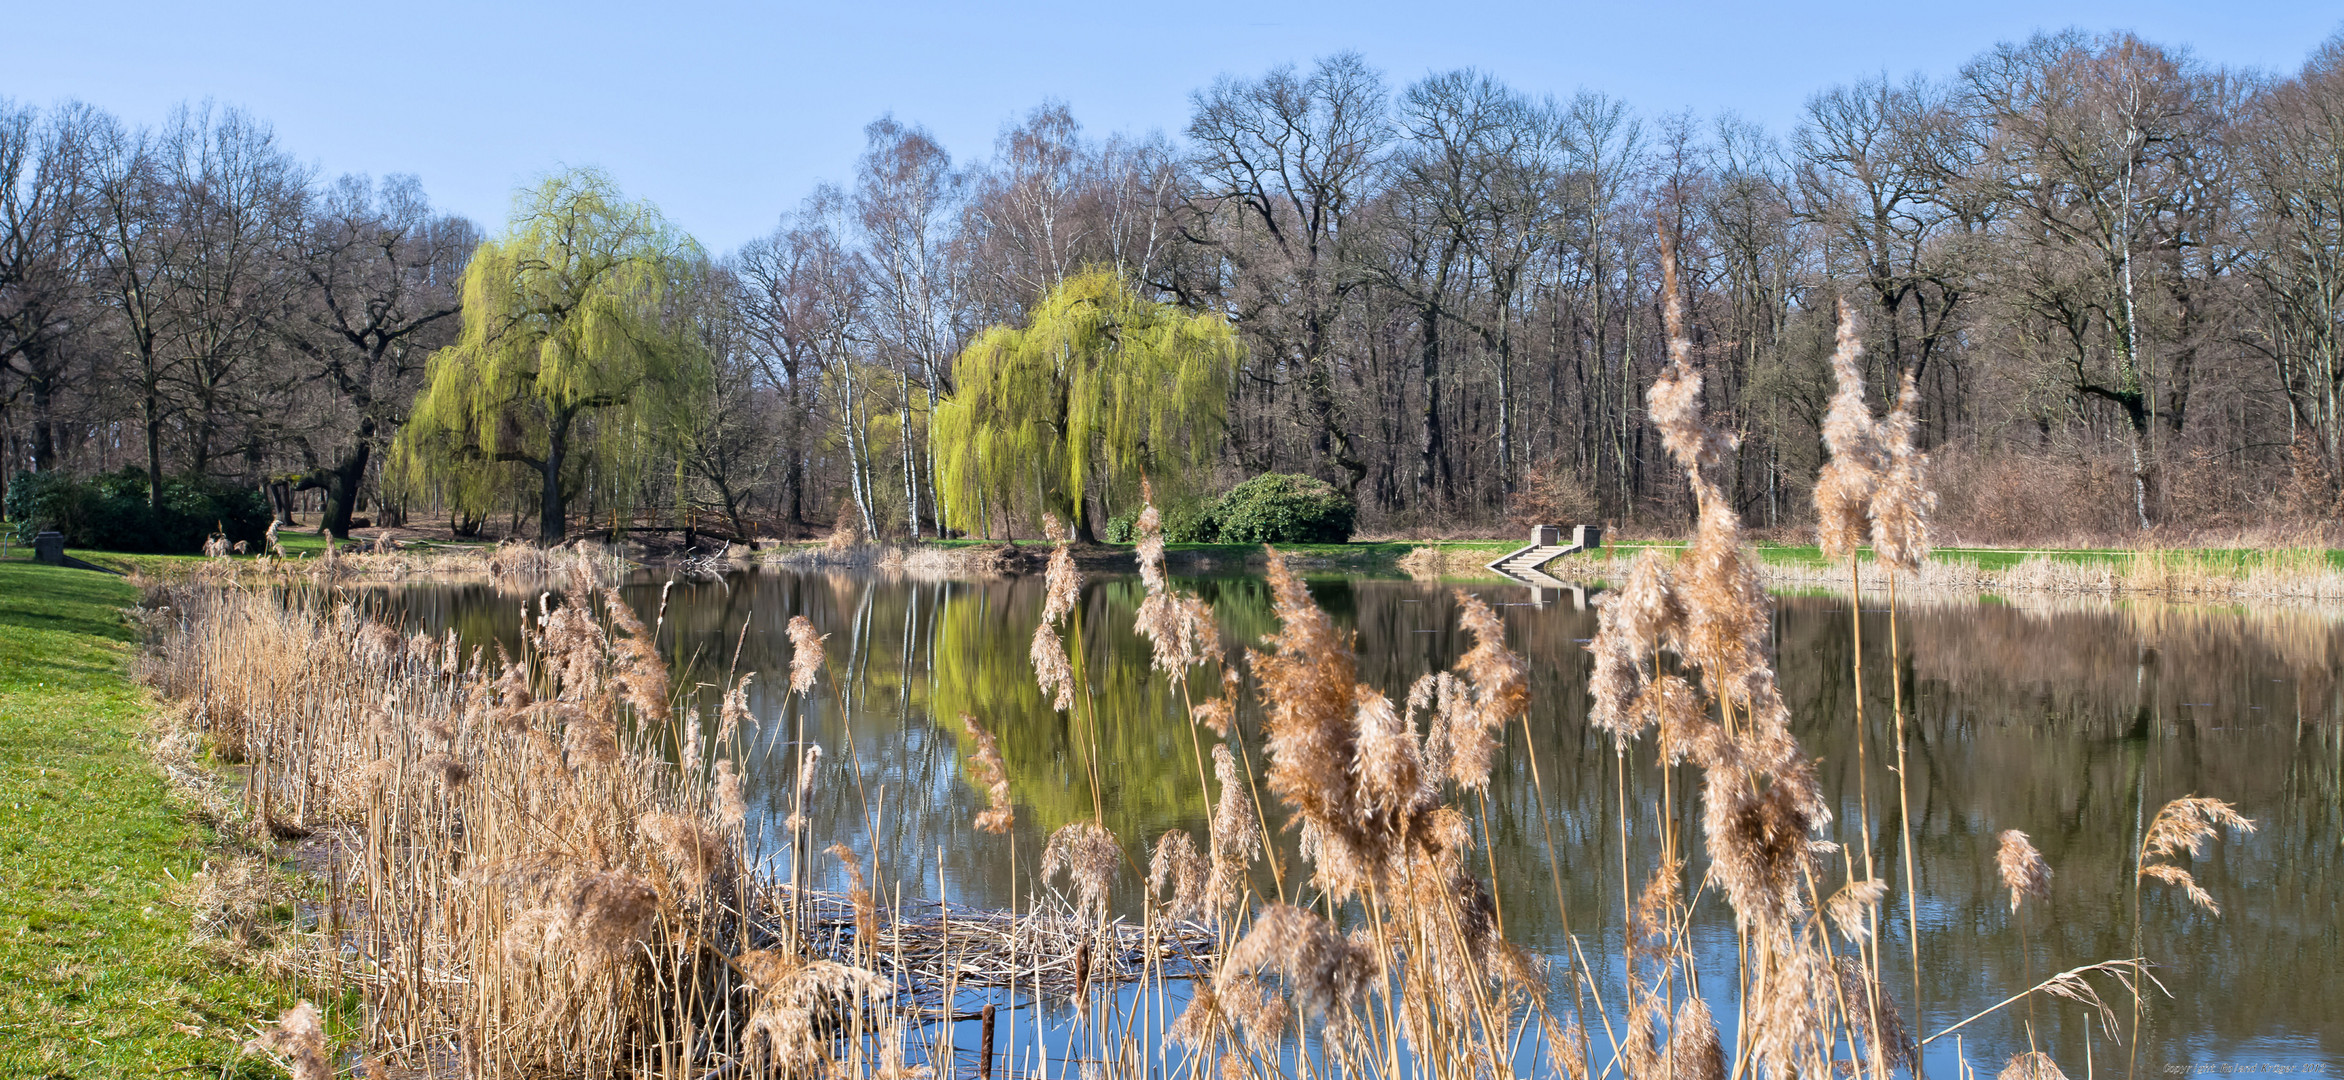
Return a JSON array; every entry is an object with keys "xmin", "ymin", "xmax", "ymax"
[{"xmin": 6, "ymin": 28, "xmax": 2344, "ymax": 545}]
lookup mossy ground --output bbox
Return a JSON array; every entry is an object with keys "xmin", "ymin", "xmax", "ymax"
[{"xmin": 0, "ymin": 558, "xmax": 297, "ymax": 1077}]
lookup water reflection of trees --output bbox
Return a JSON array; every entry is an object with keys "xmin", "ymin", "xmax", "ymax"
[{"xmin": 371, "ymin": 571, "xmax": 2343, "ymax": 1069}]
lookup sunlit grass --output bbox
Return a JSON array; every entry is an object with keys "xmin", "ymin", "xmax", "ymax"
[{"xmin": 0, "ymin": 561, "xmax": 297, "ymax": 1077}]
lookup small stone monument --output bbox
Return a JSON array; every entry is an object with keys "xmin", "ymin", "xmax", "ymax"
[{"xmin": 33, "ymin": 530, "xmax": 65, "ymax": 565}]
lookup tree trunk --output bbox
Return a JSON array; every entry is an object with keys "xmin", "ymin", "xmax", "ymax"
[
  {"xmin": 29, "ymin": 375, "xmax": 56, "ymax": 472},
  {"xmin": 540, "ymin": 412, "xmax": 571, "ymax": 545},
  {"xmin": 144, "ymin": 386, "xmax": 165, "ymax": 513},
  {"xmin": 1417, "ymin": 304, "xmax": 1445, "ymax": 505},
  {"xmin": 320, "ymin": 437, "xmax": 371, "ymax": 539}
]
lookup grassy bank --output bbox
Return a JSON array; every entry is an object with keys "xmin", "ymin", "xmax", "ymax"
[{"xmin": 0, "ymin": 559, "xmax": 294, "ymax": 1078}]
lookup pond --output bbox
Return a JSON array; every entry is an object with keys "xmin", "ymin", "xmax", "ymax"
[{"xmin": 371, "ymin": 566, "xmax": 2343, "ymax": 1075}]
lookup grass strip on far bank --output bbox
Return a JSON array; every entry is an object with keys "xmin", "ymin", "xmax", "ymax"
[{"xmin": 0, "ymin": 558, "xmax": 294, "ymax": 1078}]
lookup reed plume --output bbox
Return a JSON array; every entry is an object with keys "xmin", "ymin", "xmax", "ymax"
[
  {"xmin": 1205, "ymin": 742, "xmax": 1261, "ymax": 913},
  {"xmin": 784, "ymin": 743, "xmax": 823, "ymax": 835},
  {"xmin": 787, "ymin": 614, "xmax": 826, "ymax": 693},
  {"xmin": 1812, "ymin": 297, "xmax": 1933, "ymax": 571},
  {"xmin": 960, "ymin": 712, "xmax": 1015, "ymax": 834},
  {"xmin": 1998, "ymin": 830, "xmax": 2053, "ymax": 913},
  {"xmin": 2137, "ymin": 796, "xmax": 2256, "ymax": 914},
  {"xmin": 1030, "ymin": 621, "xmax": 1076, "ymax": 712},
  {"xmin": 1042, "ymin": 820, "xmax": 1121, "ymax": 923},
  {"xmin": 1440, "ymin": 591, "xmax": 1528, "ymax": 789},
  {"xmin": 1148, "ymin": 830, "xmax": 1210, "ymax": 923},
  {"xmin": 244, "ymin": 1001, "xmax": 329, "ymax": 1080},
  {"xmin": 1816, "ymin": 300, "xmax": 1885, "ymax": 560},
  {"xmin": 2001, "ymin": 1051, "xmax": 2071, "ymax": 1080},
  {"xmin": 1219, "ymin": 904, "xmax": 1374, "ymax": 1026}
]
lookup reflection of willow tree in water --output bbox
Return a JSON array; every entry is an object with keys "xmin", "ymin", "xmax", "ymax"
[{"xmin": 926, "ymin": 578, "xmax": 1210, "ymax": 840}]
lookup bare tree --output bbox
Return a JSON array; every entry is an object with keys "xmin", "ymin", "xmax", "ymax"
[
  {"xmin": 1183, "ymin": 52, "xmax": 1390, "ymax": 495},
  {"xmin": 855, "ymin": 117, "xmax": 963, "ymax": 537},
  {"xmin": 0, "ymin": 100, "xmax": 101, "ymax": 476},
  {"xmin": 273, "ymin": 174, "xmax": 472, "ymax": 536}
]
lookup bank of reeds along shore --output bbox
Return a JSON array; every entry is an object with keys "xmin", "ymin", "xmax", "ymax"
[
  {"xmin": 1757, "ymin": 546, "xmax": 2344, "ymax": 605},
  {"xmin": 183, "ymin": 529, "xmax": 631, "ymax": 587},
  {"xmin": 146, "ymin": 244, "xmax": 2255, "ymax": 1080}
]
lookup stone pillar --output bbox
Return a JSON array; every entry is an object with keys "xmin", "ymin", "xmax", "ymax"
[
  {"xmin": 1531, "ymin": 524, "xmax": 1563, "ymax": 547},
  {"xmin": 33, "ymin": 530, "xmax": 65, "ymax": 565},
  {"xmin": 1573, "ymin": 524, "xmax": 1603, "ymax": 551}
]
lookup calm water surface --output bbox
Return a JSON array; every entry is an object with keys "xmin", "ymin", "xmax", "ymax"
[{"xmin": 373, "ymin": 568, "xmax": 2344, "ymax": 1074}]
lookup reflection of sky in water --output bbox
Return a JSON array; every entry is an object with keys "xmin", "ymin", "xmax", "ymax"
[{"xmin": 369, "ymin": 569, "xmax": 2344, "ymax": 1074}]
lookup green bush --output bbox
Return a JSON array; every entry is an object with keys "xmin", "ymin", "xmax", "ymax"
[
  {"xmin": 6, "ymin": 468, "xmax": 270, "ymax": 553},
  {"xmin": 1102, "ymin": 507, "xmax": 1141, "ymax": 544},
  {"xmin": 1164, "ymin": 501, "xmax": 1222, "ymax": 543},
  {"xmin": 1105, "ymin": 500, "xmax": 1222, "ymax": 543},
  {"xmin": 1210, "ymin": 473, "xmax": 1355, "ymax": 544}
]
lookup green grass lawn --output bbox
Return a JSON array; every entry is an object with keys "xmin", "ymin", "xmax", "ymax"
[{"xmin": 0, "ymin": 559, "xmax": 295, "ymax": 1078}]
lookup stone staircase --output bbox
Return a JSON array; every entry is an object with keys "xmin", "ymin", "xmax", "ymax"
[{"xmin": 1485, "ymin": 525, "xmax": 1602, "ymax": 583}]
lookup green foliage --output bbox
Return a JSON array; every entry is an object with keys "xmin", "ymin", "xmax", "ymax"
[
  {"xmin": 1163, "ymin": 500, "xmax": 1223, "ymax": 543},
  {"xmin": 1105, "ymin": 499, "xmax": 1221, "ymax": 544},
  {"xmin": 1210, "ymin": 473, "xmax": 1356, "ymax": 544},
  {"xmin": 391, "ymin": 169, "xmax": 709, "ymax": 535},
  {"xmin": 933, "ymin": 270, "xmax": 1239, "ymax": 535},
  {"xmin": 6, "ymin": 469, "xmax": 269, "ymax": 553},
  {"xmin": 1102, "ymin": 507, "xmax": 1141, "ymax": 544}
]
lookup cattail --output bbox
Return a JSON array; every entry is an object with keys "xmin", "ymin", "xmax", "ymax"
[
  {"xmin": 786, "ymin": 615, "xmax": 825, "ymax": 694},
  {"xmin": 244, "ymin": 1001, "xmax": 329, "ymax": 1080},
  {"xmin": 1148, "ymin": 830, "xmax": 1209, "ymax": 923},
  {"xmin": 2139, "ymin": 796, "xmax": 2256, "ymax": 914},
  {"xmin": 1206, "ymin": 743, "xmax": 1261, "ymax": 912},
  {"xmin": 960, "ymin": 713, "xmax": 1014, "ymax": 834},
  {"xmin": 1029, "ymin": 622, "xmax": 1075, "ymax": 712},
  {"xmin": 1997, "ymin": 829, "xmax": 2053, "ymax": 913},
  {"xmin": 1041, "ymin": 821, "xmax": 1120, "ymax": 922},
  {"xmin": 681, "ymin": 707, "xmax": 706, "ymax": 779}
]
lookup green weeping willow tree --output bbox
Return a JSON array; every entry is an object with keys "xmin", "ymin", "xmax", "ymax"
[
  {"xmin": 391, "ymin": 169, "xmax": 708, "ymax": 543},
  {"xmin": 934, "ymin": 270, "xmax": 1239, "ymax": 539}
]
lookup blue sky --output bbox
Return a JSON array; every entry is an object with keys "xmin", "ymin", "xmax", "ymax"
[{"xmin": 8, "ymin": 1, "xmax": 2339, "ymax": 252}]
